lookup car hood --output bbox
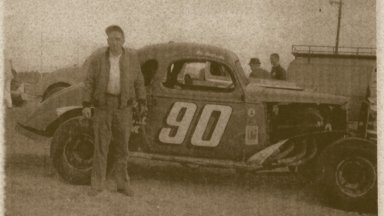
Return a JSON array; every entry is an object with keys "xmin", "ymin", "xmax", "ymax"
[{"xmin": 245, "ymin": 80, "xmax": 348, "ymax": 105}]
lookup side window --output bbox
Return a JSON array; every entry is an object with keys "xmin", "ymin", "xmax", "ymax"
[
  {"xmin": 163, "ymin": 60, "xmax": 235, "ymax": 92},
  {"xmin": 141, "ymin": 59, "xmax": 158, "ymax": 86}
]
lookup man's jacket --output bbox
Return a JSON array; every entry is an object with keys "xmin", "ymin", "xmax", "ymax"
[
  {"xmin": 249, "ymin": 68, "xmax": 270, "ymax": 79},
  {"xmin": 82, "ymin": 47, "xmax": 146, "ymax": 109},
  {"xmin": 271, "ymin": 65, "xmax": 287, "ymax": 80}
]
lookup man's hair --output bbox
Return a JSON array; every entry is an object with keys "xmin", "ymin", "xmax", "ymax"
[
  {"xmin": 105, "ymin": 25, "xmax": 125, "ymax": 38},
  {"xmin": 270, "ymin": 53, "xmax": 280, "ymax": 59}
]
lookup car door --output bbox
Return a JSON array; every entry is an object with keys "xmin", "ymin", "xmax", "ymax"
[{"xmin": 144, "ymin": 56, "xmax": 246, "ymax": 161}]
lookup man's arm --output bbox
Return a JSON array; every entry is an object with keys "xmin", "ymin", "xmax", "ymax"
[
  {"xmin": 277, "ymin": 67, "xmax": 287, "ymax": 80},
  {"xmin": 82, "ymin": 56, "xmax": 97, "ymax": 107},
  {"xmin": 133, "ymin": 53, "xmax": 146, "ymax": 104},
  {"xmin": 132, "ymin": 52, "xmax": 147, "ymax": 121}
]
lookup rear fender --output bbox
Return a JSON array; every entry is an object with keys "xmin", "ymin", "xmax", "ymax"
[{"xmin": 17, "ymin": 84, "xmax": 84, "ymax": 135}]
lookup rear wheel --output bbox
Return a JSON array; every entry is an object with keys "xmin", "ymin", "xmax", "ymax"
[
  {"xmin": 51, "ymin": 117, "xmax": 93, "ymax": 184},
  {"xmin": 319, "ymin": 139, "xmax": 377, "ymax": 211}
]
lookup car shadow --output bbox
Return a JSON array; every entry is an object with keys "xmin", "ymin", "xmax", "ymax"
[{"xmin": 5, "ymin": 151, "xmax": 355, "ymax": 212}]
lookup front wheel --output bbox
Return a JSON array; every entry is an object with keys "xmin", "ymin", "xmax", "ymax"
[
  {"xmin": 51, "ymin": 117, "xmax": 94, "ymax": 185},
  {"xmin": 319, "ymin": 139, "xmax": 377, "ymax": 211}
]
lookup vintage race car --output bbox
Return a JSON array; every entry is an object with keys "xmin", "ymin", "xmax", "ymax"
[{"xmin": 17, "ymin": 42, "xmax": 376, "ymax": 211}]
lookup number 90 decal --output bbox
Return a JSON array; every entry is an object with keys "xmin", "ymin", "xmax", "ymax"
[{"xmin": 159, "ymin": 102, "xmax": 232, "ymax": 147}]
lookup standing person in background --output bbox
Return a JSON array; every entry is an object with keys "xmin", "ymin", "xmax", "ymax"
[
  {"xmin": 82, "ymin": 25, "xmax": 146, "ymax": 197},
  {"xmin": 270, "ymin": 53, "xmax": 287, "ymax": 80},
  {"xmin": 248, "ymin": 58, "xmax": 270, "ymax": 79}
]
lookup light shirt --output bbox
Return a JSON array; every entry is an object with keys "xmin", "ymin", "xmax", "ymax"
[{"xmin": 107, "ymin": 53, "xmax": 121, "ymax": 95}]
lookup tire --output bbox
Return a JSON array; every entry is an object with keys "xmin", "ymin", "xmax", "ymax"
[
  {"xmin": 319, "ymin": 139, "xmax": 377, "ymax": 211},
  {"xmin": 51, "ymin": 117, "xmax": 94, "ymax": 185},
  {"xmin": 42, "ymin": 83, "xmax": 70, "ymax": 101}
]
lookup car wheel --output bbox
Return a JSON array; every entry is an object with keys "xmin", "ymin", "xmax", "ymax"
[
  {"xmin": 42, "ymin": 83, "xmax": 70, "ymax": 101},
  {"xmin": 51, "ymin": 117, "xmax": 93, "ymax": 185},
  {"xmin": 320, "ymin": 141, "xmax": 377, "ymax": 211}
]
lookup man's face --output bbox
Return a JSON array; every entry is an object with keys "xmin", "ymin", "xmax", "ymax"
[
  {"xmin": 249, "ymin": 63, "xmax": 260, "ymax": 71},
  {"xmin": 107, "ymin": 31, "xmax": 125, "ymax": 52},
  {"xmin": 270, "ymin": 56, "xmax": 279, "ymax": 66}
]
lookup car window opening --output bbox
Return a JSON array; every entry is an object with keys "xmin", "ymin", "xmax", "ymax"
[{"xmin": 163, "ymin": 60, "xmax": 235, "ymax": 92}]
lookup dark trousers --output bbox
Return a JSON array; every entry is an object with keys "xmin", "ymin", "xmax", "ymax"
[{"xmin": 91, "ymin": 94, "xmax": 132, "ymax": 191}]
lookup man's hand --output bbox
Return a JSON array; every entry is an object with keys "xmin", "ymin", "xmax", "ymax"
[
  {"xmin": 82, "ymin": 107, "xmax": 92, "ymax": 119},
  {"xmin": 139, "ymin": 105, "xmax": 148, "ymax": 117},
  {"xmin": 325, "ymin": 123, "xmax": 332, "ymax": 132}
]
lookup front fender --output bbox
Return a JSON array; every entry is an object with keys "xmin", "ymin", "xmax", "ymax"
[
  {"xmin": 17, "ymin": 83, "xmax": 85, "ymax": 133},
  {"xmin": 319, "ymin": 136, "xmax": 376, "ymax": 160}
]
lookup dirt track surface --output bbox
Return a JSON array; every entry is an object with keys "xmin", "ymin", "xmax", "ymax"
[{"xmin": 5, "ymin": 108, "xmax": 377, "ymax": 216}]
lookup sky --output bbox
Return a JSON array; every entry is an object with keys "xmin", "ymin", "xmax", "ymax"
[{"xmin": 3, "ymin": 0, "xmax": 376, "ymax": 74}]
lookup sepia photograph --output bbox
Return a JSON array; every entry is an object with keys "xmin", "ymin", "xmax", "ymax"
[{"xmin": 3, "ymin": 0, "xmax": 378, "ymax": 215}]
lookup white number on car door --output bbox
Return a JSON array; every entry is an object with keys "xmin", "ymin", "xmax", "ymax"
[
  {"xmin": 158, "ymin": 102, "xmax": 197, "ymax": 144},
  {"xmin": 158, "ymin": 102, "xmax": 232, "ymax": 147}
]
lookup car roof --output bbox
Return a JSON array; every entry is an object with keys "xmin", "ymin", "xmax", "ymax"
[{"xmin": 138, "ymin": 42, "xmax": 239, "ymax": 63}]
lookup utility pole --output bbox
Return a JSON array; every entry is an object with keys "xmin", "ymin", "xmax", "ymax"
[{"xmin": 330, "ymin": 0, "xmax": 343, "ymax": 54}]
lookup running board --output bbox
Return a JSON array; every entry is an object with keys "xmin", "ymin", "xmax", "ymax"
[{"xmin": 128, "ymin": 152, "xmax": 263, "ymax": 171}]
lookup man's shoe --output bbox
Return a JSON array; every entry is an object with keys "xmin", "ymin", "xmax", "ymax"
[
  {"xmin": 88, "ymin": 189, "xmax": 103, "ymax": 197},
  {"xmin": 117, "ymin": 186, "xmax": 134, "ymax": 197}
]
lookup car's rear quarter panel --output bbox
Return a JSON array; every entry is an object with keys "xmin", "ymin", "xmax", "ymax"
[{"xmin": 19, "ymin": 84, "xmax": 84, "ymax": 132}]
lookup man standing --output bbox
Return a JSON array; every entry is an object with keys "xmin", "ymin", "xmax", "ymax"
[
  {"xmin": 82, "ymin": 25, "xmax": 146, "ymax": 196},
  {"xmin": 248, "ymin": 58, "xmax": 270, "ymax": 79},
  {"xmin": 270, "ymin": 53, "xmax": 287, "ymax": 80}
]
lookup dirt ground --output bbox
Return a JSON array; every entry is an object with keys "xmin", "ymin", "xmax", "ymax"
[{"xmin": 4, "ymin": 107, "xmax": 377, "ymax": 216}]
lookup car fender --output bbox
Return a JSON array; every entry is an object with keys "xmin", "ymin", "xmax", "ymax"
[
  {"xmin": 18, "ymin": 83, "xmax": 85, "ymax": 134},
  {"xmin": 318, "ymin": 136, "xmax": 376, "ymax": 164}
]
